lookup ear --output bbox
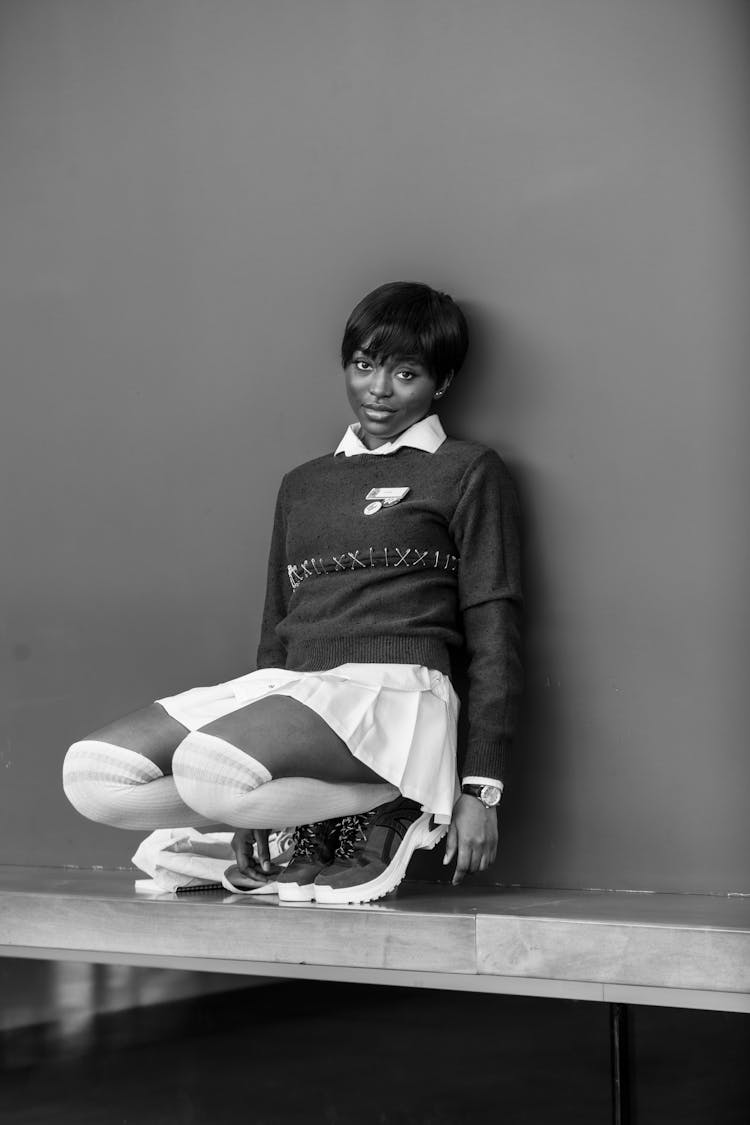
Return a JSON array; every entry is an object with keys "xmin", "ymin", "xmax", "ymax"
[{"xmin": 433, "ymin": 371, "xmax": 454, "ymax": 400}]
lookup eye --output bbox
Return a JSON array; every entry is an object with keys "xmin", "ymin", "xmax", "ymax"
[
  {"xmin": 395, "ymin": 368, "xmax": 417, "ymax": 381},
  {"xmin": 354, "ymin": 359, "xmax": 372, "ymax": 372}
]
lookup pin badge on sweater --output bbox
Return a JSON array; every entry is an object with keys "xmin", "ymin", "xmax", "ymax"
[{"xmin": 363, "ymin": 487, "xmax": 410, "ymax": 516}]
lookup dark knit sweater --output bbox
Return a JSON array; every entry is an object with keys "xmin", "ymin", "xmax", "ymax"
[{"xmin": 256, "ymin": 438, "xmax": 523, "ymax": 783}]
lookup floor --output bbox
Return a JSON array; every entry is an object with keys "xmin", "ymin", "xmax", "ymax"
[{"xmin": 0, "ymin": 962, "xmax": 748, "ymax": 1124}]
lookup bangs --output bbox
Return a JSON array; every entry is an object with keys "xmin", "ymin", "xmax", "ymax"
[
  {"xmin": 358, "ymin": 316, "xmax": 437, "ymax": 369},
  {"xmin": 341, "ymin": 282, "xmax": 469, "ymax": 381}
]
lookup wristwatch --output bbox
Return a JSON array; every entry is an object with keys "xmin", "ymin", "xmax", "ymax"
[{"xmin": 461, "ymin": 783, "xmax": 502, "ymax": 809}]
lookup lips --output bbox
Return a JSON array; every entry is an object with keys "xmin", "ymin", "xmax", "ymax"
[{"xmin": 362, "ymin": 404, "xmax": 396, "ymax": 418}]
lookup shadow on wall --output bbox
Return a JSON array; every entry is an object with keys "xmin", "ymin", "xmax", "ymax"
[
  {"xmin": 411, "ymin": 303, "xmax": 569, "ymax": 886},
  {"xmin": 440, "ymin": 299, "xmax": 509, "ymax": 441}
]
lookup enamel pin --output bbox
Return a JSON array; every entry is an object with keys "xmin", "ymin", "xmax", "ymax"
[{"xmin": 363, "ymin": 486, "xmax": 410, "ymax": 516}]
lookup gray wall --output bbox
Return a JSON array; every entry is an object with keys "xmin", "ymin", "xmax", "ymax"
[{"xmin": 2, "ymin": 0, "xmax": 747, "ymax": 892}]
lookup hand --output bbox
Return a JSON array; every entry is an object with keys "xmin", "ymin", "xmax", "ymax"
[
  {"xmin": 230, "ymin": 828, "xmax": 282, "ymax": 887},
  {"xmin": 443, "ymin": 794, "xmax": 499, "ymax": 886}
]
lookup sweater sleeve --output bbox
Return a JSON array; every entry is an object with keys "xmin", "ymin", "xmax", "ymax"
[
  {"xmin": 255, "ymin": 475, "xmax": 291, "ymax": 670},
  {"xmin": 449, "ymin": 449, "xmax": 523, "ymax": 784}
]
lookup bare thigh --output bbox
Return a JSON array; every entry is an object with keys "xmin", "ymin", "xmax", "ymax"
[
  {"xmin": 198, "ymin": 696, "xmax": 383, "ymax": 784},
  {"xmin": 84, "ymin": 703, "xmax": 188, "ymax": 775}
]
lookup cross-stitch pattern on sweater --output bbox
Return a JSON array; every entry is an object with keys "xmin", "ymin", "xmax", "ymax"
[
  {"xmin": 287, "ymin": 548, "xmax": 460, "ymax": 591},
  {"xmin": 256, "ymin": 441, "xmax": 523, "ymax": 782}
]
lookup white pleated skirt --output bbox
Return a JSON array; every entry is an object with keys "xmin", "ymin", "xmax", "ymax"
[{"xmin": 156, "ymin": 663, "xmax": 460, "ymax": 824}]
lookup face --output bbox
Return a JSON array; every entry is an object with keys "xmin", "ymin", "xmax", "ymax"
[{"xmin": 344, "ymin": 350, "xmax": 452, "ymax": 450}]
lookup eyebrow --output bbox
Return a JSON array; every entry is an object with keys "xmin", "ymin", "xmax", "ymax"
[{"xmin": 354, "ymin": 349, "xmax": 426, "ymax": 367}]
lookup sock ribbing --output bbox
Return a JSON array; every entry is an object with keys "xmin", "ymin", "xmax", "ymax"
[
  {"xmin": 171, "ymin": 731, "xmax": 398, "ymax": 828},
  {"xmin": 171, "ymin": 732, "xmax": 272, "ymax": 823},
  {"xmin": 63, "ymin": 740, "xmax": 213, "ymax": 829}
]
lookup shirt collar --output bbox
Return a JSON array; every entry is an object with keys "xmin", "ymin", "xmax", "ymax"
[{"xmin": 334, "ymin": 414, "xmax": 447, "ymax": 458}]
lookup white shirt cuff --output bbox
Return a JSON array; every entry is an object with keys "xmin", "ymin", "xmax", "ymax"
[{"xmin": 462, "ymin": 776, "xmax": 504, "ymax": 792}]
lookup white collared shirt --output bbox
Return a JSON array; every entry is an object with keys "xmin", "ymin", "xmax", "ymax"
[
  {"xmin": 334, "ymin": 413, "xmax": 447, "ymax": 458},
  {"xmin": 333, "ymin": 412, "xmax": 502, "ymax": 797}
]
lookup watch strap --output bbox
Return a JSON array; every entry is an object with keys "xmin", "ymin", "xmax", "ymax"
[{"xmin": 461, "ymin": 783, "xmax": 502, "ymax": 808}]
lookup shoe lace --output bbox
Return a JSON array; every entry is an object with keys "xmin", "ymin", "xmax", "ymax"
[
  {"xmin": 291, "ymin": 821, "xmax": 330, "ymax": 860},
  {"xmin": 334, "ymin": 813, "xmax": 371, "ymax": 860}
]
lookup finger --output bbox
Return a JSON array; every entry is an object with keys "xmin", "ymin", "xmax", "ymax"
[
  {"xmin": 254, "ymin": 829, "xmax": 273, "ymax": 874},
  {"xmin": 468, "ymin": 848, "xmax": 483, "ymax": 875},
  {"xmin": 243, "ymin": 853, "xmax": 273, "ymax": 881},
  {"xmin": 469, "ymin": 845, "xmax": 489, "ymax": 876},
  {"xmin": 236, "ymin": 855, "xmax": 261, "ymax": 879},
  {"xmin": 443, "ymin": 824, "xmax": 457, "ymax": 866},
  {"xmin": 452, "ymin": 844, "xmax": 472, "ymax": 886},
  {"xmin": 224, "ymin": 864, "xmax": 270, "ymax": 890},
  {"xmin": 231, "ymin": 834, "xmax": 254, "ymax": 875}
]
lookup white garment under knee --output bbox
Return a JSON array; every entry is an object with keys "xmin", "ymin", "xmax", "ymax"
[
  {"xmin": 63, "ymin": 740, "xmax": 214, "ymax": 830},
  {"xmin": 171, "ymin": 730, "xmax": 398, "ymax": 827}
]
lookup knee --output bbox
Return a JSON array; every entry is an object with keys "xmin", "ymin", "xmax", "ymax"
[
  {"xmin": 62, "ymin": 739, "xmax": 164, "ymax": 827},
  {"xmin": 171, "ymin": 731, "xmax": 271, "ymax": 823}
]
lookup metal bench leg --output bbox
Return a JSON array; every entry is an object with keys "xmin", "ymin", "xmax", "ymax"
[{"xmin": 609, "ymin": 1001, "xmax": 631, "ymax": 1124}]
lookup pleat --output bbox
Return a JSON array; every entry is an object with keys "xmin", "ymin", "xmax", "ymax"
[{"xmin": 155, "ymin": 662, "xmax": 459, "ymax": 823}]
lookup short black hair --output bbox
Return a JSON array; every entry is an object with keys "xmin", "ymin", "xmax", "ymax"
[{"xmin": 341, "ymin": 281, "xmax": 469, "ymax": 382}]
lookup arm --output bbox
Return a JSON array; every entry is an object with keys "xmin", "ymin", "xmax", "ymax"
[
  {"xmin": 446, "ymin": 449, "xmax": 524, "ymax": 883},
  {"xmin": 256, "ymin": 475, "xmax": 291, "ymax": 671}
]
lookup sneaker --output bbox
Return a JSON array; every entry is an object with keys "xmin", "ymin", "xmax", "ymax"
[
  {"xmin": 276, "ymin": 820, "xmax": 338, "ymax": 902},
  {"xmin": 312, "ymin": 796, "xmax": 447, "ymax": 905},
  {"xmin": 221, "ymin": 826, "xmax": 296, "ymax": 895},
  {"xmin": 268, "ymin": 827, "xmax": 296, "ymax": 867}
]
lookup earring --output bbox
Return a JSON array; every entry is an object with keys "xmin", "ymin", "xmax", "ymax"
[{"xmin": 434, "ymin": 391, "xmax": 443, "ymax": 399}]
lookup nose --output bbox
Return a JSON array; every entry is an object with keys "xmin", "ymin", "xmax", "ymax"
[{"xmin": 369, "ymin": 365, "xmax": 392, "ymax": 399}]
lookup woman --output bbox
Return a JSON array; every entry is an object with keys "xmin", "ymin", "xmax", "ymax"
[{"xmin": 63, "ymin": 281, "xmax": 523, "ymax": 904}]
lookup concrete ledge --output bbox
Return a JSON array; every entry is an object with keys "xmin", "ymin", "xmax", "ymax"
[{"xmin": 1, "ymin": 867, "xmax": 748, "ymax": 1012}]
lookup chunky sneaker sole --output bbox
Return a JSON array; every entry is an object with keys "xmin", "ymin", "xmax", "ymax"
[
  {"xmin": 277, "ymin": 858, "xmax": 334, "ymax": 901},
  {"xmin": 312, "ymin": 814, "xmax": 447, "ymax": 905},
  {"xmin": 277, "ymin": 880, "xmax": 317, "ymax": 903},
  {"xmin": 275, "ymin": 819, "xmax": 338, "ymax": 902}
]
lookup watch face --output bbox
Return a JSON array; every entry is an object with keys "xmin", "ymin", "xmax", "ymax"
[{"xmin": 480, "ymin": 785, "xmax": 502, "ymax": 807}]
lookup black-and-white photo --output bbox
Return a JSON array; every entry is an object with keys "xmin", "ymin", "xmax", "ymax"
[{"xmin": 1, "ymin": 2, "xmax": 747, "ymax": 1122}]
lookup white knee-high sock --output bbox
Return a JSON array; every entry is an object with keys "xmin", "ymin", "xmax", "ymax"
[
  {"xmin": 172, "ymin": 731, "xmax": 272, "ymax": 823},
  {"xmin": 218, "ymin": 776, "xmax": 401, "ymax": 829},
  {"xmin": 171, "ymin": 730, "xmax": 398, "ymax": 828},
  {"xmin": 63, "ymin": 740, "xmax": 215, "ymax": 830}
]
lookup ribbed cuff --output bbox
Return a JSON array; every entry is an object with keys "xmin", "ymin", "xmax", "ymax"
[
  {"xmin": 285, "ymin": 634, "xmax": 452, "ymax": 676},
  {"xmin": 462, "ymin": 739, "xmax": 508, "ymax": 786}
]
